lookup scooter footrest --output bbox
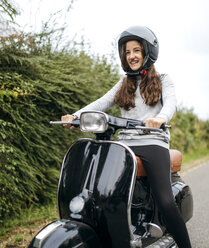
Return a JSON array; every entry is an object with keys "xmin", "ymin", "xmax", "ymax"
[{"xmin": 146, "ymin": 234, "xmax": 178, "ymax": 248}]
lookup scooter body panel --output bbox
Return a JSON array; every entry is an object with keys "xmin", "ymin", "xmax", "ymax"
[
  {"xmin": 58, "ymin": 139, "xmax": 137, "ymax": 248},
  {"xmin": 28, "ymin": 113, "xmax": 194, "ymax": 248},
  {"xmin": 172, "ymin": 182, "xmax": 193, "ymax": 222},
  {"xmin": 28, "ymin": 219, "xmax": 101, "ymax": 248}
]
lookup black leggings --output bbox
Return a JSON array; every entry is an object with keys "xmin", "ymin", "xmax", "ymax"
[{"xmin": 130, "ymin": 145, "xmax": 191, "ymax": 248}]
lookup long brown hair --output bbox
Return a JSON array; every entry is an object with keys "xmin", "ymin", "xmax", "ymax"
[{"xmin": 114, "ymin": 42, "xmax": 162, "ymax": 110}]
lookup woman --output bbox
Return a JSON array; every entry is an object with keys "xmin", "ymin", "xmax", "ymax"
[{"xmin": 61, "ymin": 26, "xmax": 191, "ymax": 248}]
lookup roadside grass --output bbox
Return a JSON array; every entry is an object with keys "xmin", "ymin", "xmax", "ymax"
[
  {"xmin": 181, "ymin": 147, "xmax": 209, "ymax": 172},
  {"xmin": 0, "ymin": 148, "xmax": 208, "ymax": 248},
  {"xmin": 0, "ymin": 203, "xmax": 58, "ymax": 248}
]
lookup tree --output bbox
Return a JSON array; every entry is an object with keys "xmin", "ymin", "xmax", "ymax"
[
  {"xmin": 0, "ymin": 0, "xmax": 19, "ymax": 37},
  {"xmin": 0, "ymin": 0, "xmax": 18, "ymax": 21}
]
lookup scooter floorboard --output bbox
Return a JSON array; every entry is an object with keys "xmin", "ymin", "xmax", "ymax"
[{"xmin": 145, "ymin": 234, "xmax": 177, "ymax": 248}]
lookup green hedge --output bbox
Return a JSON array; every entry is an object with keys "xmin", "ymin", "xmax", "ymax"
[
  {"xmin": 170, "ymin": 107, "xmax": 209, "ymax": 153},
  {"xmin": 0, "ymin": 33, "xmax": 120, "ymax": 221}
]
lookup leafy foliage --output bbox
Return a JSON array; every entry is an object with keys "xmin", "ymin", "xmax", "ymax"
[
  {"xmin": 170, "ymin": 107, "xmax": 209, "ymax": 153},
  {"xmin": 0, "ymin": 32, "xmax": 120, "ymax": 221},
  {"xmin": 0, "ymin": 0, "xmax": 19, "ymax": 21}
]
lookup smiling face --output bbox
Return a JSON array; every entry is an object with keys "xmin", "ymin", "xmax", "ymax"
[{"xmin": 125, "ymin": 40, "xmax": 144, "ymax": 71}]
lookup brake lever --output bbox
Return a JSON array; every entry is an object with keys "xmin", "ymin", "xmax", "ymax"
[
  {"xmin": 50, "ymin": 119, "xmax": 80, "ymax": 127},
  {"xmin": 135, "ymin": 126, "xmax": 163, "ymax": 133},
  {"xmin": 50, "ymin": 121, "xmax": 71, "ymax": 124},
  {"xmin": 135, "ymin": 123, "xmax": 171, "ymax": 133}
]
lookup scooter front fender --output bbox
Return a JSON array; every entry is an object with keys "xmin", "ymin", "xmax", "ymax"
[{"xmin": 28, "ymin": 219, "xmax": 101, "ymax": 248}]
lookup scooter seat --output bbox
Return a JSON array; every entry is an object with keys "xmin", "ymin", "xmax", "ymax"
[{"xmin": 136, "ymin": 149, "xmax": 182, "ymax": 177}]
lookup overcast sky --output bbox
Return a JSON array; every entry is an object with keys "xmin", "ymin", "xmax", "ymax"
[{"xmin": 16, "ymin": 0, "xmax": 209, "ymax": 120}]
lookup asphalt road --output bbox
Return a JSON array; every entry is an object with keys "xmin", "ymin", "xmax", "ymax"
[{"xmin": 181, "ymin": 161, "xmax": 209, "ymax": 248}]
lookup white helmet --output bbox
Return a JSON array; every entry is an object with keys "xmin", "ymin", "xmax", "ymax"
[{"xmin": 118, "ymin": 26, "xmax": 159, "ymax": 76}]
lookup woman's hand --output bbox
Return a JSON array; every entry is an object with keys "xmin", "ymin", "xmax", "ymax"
[
  {"xmin": 61, "ymin": 114, "xmax": 76, "ymax": 130},
  {"xmin": 145, "ymin": 117, "xmax": 166, "ymax": 129}
]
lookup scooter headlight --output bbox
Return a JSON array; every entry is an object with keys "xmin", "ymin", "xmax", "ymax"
[
  {"xmin": 80, "ymin": 111, "xmax": 108, "ymax": 133},
  {"xmin": 69, "ymin": 196, "xmax": 85, "ymax": 214}
]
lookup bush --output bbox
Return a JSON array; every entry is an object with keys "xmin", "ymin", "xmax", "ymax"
[
  {"xmin": 170, "ymin": 107, "xmax": 209, "ymax": 153},
  {"xmin": 0, "ymin": 32, "xmax": 120, "ymax": 221}
]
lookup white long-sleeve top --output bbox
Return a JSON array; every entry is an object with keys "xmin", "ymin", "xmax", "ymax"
[{"xmin": 73, "ymin": 74, "xmax": 177, "ymax": 149}]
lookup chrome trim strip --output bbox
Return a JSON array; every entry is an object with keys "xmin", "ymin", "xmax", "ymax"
[
  {"xmin": 33, "ymin": 220, "xmax": 66, "ymax": 248},
  {"xmin": 57, "ymin": 152, "xmax": 68, "ymax": 217}
]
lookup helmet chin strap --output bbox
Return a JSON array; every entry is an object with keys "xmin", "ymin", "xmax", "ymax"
[
  {"xmin": 125, "ymin": 55, "xmax": 149, "ymax": 77},
  {"xmin": 126, "ymin": 69, "xmax": 147, "ymax": 77}
]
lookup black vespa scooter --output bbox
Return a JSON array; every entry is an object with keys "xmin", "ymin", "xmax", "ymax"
[{"xmin": 28, "ymin": 111, "xmax": 193, "ymax": 248}]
